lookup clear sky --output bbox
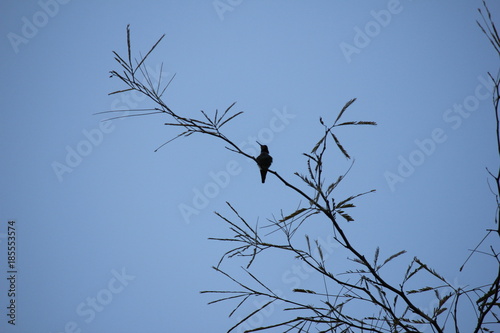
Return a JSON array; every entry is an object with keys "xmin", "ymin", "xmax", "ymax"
[{"xmin": 0, "ymin": 1, "xmax": 499, "ymax": 332}]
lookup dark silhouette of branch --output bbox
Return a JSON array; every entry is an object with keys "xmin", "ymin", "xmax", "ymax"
[{"xmin": 106, "ymin": 4, "xmax": 500, "ymax": 330}]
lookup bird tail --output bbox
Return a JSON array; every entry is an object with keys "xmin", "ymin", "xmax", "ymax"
[{"xmin": 260, "ymin": 170, "xmax": 267, "ymax": 183}]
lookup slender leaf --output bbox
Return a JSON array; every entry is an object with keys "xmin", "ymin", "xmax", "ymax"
[
  {"xmin": 279, "ymin": 208, "xmax": 308, "ymax": 223},
  {"xmin": 331, "ymin": 133, "xmax": 350, "ymax": 159},
  {"xmin": 293, "ymin": 289, "xmax": 317, "ymax": 294},
  {"xmin": 381, "ymin": 250, "xmax": 407, "ymax": 267},
  {"xmin": 334, "ymin": 98, "xmax": 356, "ymax": 124}
]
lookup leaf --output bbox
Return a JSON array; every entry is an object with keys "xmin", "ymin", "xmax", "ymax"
[
  {"xmin": 279, "ymin": 208, "xmax": 308, "ymax": 223},
  {"xmin": 381, "ymin": 250, "xmax": 407, "ymax": 267},
  {"xmin": 336, "ymin": 190, "xmax": 376, "ymax": 208},
  {"xmin": 331, "ymin": 133, "xmax": 350, "ymax": 159},
  {"xmin": 219, "ymin": 111, "xmax": 243, "ymax": 128},
  {"xmin": 405, "ymin": 265, "xmax": 424, "ymax": 281},
  {"xmin": 336, "ymin": 121, "xmax": 377, "ymax": 126},
  {"xmin": 334, "ymin": 98, "xmax": 356, "ymax": 125},
  {"xmin": 407, "ymin": 286, "xmax": 434, "ymax": 294},
  {"xmin": 336, "ymin": 196, "xmax": 353, "ymax": 208},
  {"xmin": 134, "ymin": 33, "xmax": 166, "ymax": 73},
  {"xmin": 336, "ymin": 203, "xmax": 355, "ymax": 209},
  {"xmin": 350, "ymin": 257, "xmax": 364, "ymax": 265},
  {"xmin": 414, "ymin": 257, "xmax": 448, "ymax": 283},
  {"xmin": 314, "ymin": 239, "xmax": 325, "ymax": 262},
  {"xmin": 228, "ymin": 295, "xmax": 250, "ymax": 318},
  {"xmin": 199, "ymin": 110, "xmax": 214, "ymax": 126},
  {"xmin": 293, "ymin": 288, "xmax": 317, "ymax": 294},
  {"xmin": 108, "ymin": 87, "xmax": 134, "ymax": 95},
  {"xmin": 126, "ymin": 24, "xmax": 132, "ymax": 69},
  {"xmin": 433, "ymin": 307, "xmax": 447, "ymax": 317},
  {"xmin": 112, "ymin": 51, "xmax": 132, "ymax": 72},
  {"xmin": 477, "ymin": 288, "xmax": 497, "ymax": 304},
  {"xmin": 303, "ymin": 153, "xmax": 319, "ymax": 163},
  {"xmin": 339, "ymin": 211, "xmax": 354, "ymax": 222},
  {"xmin": 326, "ymin": 175, "xmax": 344, "ymax": 196},
  {"xmin": 438, "ymin": 293, "xmax": 453, "ymax": 308},
  {"xmin": 311, "ymin": 135, "xmax": 326, "ymax": 154},
  {"xmin": 295, "ymin": 172, "xmax": 315, "ymax": 188},
  {"xmin": 227, "ymin": 300, "xmax": 275, "ymax": 333},
  {"xmin": 400, "ymin": 318, "xmax": 427, "ymax": 324},
  {"xmin": 374, "ymin": 247, "xmax": 380, "ymax": 266}
]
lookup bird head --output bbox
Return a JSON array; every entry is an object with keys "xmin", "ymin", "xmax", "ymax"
[{"xmin": 256, "ymin": 141, "xmax": 269, "ymax": 153}]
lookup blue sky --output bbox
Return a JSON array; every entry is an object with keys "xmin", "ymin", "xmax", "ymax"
[{"xmin": 1, "ymin": 1, "xmax": 499, "ymax": 332}]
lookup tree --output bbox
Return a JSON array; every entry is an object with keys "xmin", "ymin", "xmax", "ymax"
[{"xmin": 103, "ymin": 2, "xmax": 499, "ymax": 331}]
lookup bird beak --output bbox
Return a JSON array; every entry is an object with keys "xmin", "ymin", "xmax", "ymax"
[{"xmin": 256, "ymin": 141, "xmax": 262, "ymax": 147}]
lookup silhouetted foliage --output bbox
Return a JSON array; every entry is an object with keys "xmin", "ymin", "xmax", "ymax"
[{"xmin": 105, "ymin": 2, "xmax": 500, "ymax": 332}]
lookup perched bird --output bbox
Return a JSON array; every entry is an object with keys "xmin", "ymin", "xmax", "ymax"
[{"xmin": 256, "ymin": 142, "xmax": 273, "ymax": 183}]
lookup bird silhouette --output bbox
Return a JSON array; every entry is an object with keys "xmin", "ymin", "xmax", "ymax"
[{"xmin": 256, "ymin": 142, "xmax": 273, "ymax": 183}]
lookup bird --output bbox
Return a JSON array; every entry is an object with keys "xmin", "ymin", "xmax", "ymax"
[{"xmin": 256, "ymin": 142, "xmax": 273, "ymax": 183}]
